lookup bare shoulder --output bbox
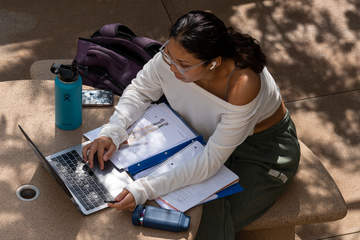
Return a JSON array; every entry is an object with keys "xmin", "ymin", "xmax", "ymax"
[{"xmin": 227, "ymin": 68, "xmax": 261, "ymax": 106}]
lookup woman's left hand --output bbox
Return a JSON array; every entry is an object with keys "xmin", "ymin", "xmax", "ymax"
[{"xmin": 108, "ymin": 189, "xmax": 136, "ymax": 211}]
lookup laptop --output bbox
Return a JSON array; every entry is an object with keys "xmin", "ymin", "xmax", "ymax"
[{"xmin": 18, "ymin": 124, "xmax": 133, "ymax": 215}]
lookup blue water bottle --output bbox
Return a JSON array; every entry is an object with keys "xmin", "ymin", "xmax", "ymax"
[
  {"xmin": 51, "ymin": 63, "xmax": 82, "ymax": 130},
  {"xmin": 132, "ymin": 205, "xmax": 190, "ymax": 232}
]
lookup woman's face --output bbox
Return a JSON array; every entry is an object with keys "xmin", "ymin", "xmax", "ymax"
[{"xmin": 161, "ymin": 38, "xmax": 210, "ymax": 82}]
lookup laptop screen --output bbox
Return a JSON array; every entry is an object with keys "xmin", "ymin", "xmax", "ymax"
[{"xmin": 18, "ymin": 124, "xmax": 72, "ymax": 198}]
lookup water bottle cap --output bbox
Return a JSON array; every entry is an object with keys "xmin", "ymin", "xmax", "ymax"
[
  {"xmin": 50, "ymin": 63, "xmax": 78, "ymax": 82},
  {"xmin": 59, "ymin": 68, "xmax": 77, "ymax": 82},
  {"xmin": 132, "ymin": 205, "xmax": 145, "ymax": 226},
  {"xmin": 179, "ymin": 214, "xmax": 191, "ymax": 231}
]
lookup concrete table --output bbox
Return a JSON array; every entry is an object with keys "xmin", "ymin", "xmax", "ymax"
[{"xmin": 0, "ymin": 80, "xmax": 202, "ymax": 240}]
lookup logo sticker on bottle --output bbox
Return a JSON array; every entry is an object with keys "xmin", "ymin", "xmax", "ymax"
[{"xmin": 64, "ymin": 94, "xmax": 71, "ymax": 102}]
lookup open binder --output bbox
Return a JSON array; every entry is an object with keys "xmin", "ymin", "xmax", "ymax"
[{"xmin": 84, "ymin": 103, "xmax": 243, "ymax": 212}]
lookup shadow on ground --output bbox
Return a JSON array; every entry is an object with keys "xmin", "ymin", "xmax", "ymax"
[
  {"xmin": 228, "ymin": 1, "xmax": 359, "ymax": 238},
  {"xmin": 0, "ymin": 0, "xmax": 171, "ymax": 81},
  {"xmin": 1, "ymin": 0, "xmax": 359, "ymax": 239}
]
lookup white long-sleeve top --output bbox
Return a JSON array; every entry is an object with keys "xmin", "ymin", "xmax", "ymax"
[{"xmin": 99, "ymin": 52, "xmax": 282, "ymax": 205}]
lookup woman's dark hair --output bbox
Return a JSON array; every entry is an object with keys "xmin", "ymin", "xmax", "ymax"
[{"xmin": 169, "ymin": 10, "xmax": 266, "ymax": 73}]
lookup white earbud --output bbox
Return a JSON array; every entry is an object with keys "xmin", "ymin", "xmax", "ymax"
[{"xmin": 210, "ymin": 61, "xmax": 217, "ymax": 70}]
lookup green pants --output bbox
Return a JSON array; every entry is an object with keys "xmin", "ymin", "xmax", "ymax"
[{"xmin": 195, "ymin": 111, "xmax": 300, "ymax": 240}]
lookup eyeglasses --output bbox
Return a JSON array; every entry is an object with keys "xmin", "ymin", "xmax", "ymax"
[{"xmin": 160, "ymin": 40, "xmax": 207, "ymax": 75}]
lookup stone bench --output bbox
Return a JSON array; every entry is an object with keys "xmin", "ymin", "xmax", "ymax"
[
  {"xmin": 237, "ymin": 141, "xmax": 347, "ymax": 240},
  {"xmin": 30, "ymin": 60, "xmax": 347, "ymax": 240}
]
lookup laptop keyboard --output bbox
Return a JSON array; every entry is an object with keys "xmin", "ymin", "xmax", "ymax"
[{"xmin": 51, "ymin": 150, "xmax": 112, "ymax": 211}]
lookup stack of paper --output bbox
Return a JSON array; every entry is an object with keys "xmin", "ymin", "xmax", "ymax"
[{"xmin": 150, "ymin": 141, "xmax": 242, "ymax": 212}]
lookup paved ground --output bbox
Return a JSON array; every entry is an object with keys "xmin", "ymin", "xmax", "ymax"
[{"xmin": 1, "ymin": 0, "xmax": 359, "ymax": 239}]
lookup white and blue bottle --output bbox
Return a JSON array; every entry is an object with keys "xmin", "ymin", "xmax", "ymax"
[{"xmin": 51, "ymin": 64, "xmax": 82, "ymax": 130}]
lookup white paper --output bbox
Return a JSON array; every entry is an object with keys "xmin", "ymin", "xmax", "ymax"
[
  {"xmin": 146, "ymin": 140, "xmax": 203, "ymax": 177},
  {"xmin": 83, "ymin": 126, "xmax": 102, "ymax": 141},
  {"xmin": 153, "ymin": 141, "xmax": 239, "ymax": 212},
  {"xmin": 155, "ymin": 166, "xmax": 238, "ymax": 212}
]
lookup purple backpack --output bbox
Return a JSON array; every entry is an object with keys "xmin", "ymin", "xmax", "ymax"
[{"xmin": 73, "ymin": 24, "xmax": 162, "ymax": 96}]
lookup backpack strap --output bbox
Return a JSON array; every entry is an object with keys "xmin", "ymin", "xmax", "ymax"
[
  {"xmin": 92, "ymin": 23, "xmax": 162, "ymax": 57},
  {"xmin": 133, "ymin": 36, "xmax": 162, "ymax": 57},
  {"xmin": 92, "ymin": 23, "xmax": 136, "ymax": 39}
]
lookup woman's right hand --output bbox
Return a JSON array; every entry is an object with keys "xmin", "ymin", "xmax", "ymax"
[{"xmin": 82, "ymin": 136, "xmax": 117, "ymax": 170}]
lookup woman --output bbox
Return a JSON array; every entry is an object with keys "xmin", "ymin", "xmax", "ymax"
[{"xmin": 82, "ymin": 10, "xmax": 300, "ymax": 239}]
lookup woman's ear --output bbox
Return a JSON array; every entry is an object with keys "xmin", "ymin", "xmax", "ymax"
[{"xmin": 215, "ymin": 56, "xmax": 222, "ymax": 68}]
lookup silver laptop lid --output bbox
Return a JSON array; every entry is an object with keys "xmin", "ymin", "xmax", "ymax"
[{"xmin": 18, "ymin": 124, "xmax": 74, "ymax": 201}]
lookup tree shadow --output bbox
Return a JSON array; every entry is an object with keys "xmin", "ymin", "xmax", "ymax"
[
  {"xmin": 0, "ymin": 81, "xmax": 110, "ymax": 239},
  {"xmin": 0, "ymin": 79, "xmax": 202, "ymax": 239},
  {"xmin": 229, "ymin": 0, "xmax": 360, "ymax": 168},
  {"xmin": 230, "ymin": 1, "xmax": 359, "ymax": 239},
  {"xmin": 2, "ymin": 0, "xmax": 360, "ymax": 239},
  {"xmin": 0, "ymin": 0, "xmax": 171, "ymax": 81},
  {"xmin": 345, "ymin": 0, "xmax": 360, "ymax": 34}
]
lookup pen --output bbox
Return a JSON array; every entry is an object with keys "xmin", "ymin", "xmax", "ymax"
[{"xmin": 104, "ymin": 200, "xmax": 118, "ymax": 203}]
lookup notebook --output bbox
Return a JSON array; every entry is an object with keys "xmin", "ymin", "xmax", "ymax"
[{"xmin": 18, "ymin": 124, "xmax": 133, "ymax": 215}]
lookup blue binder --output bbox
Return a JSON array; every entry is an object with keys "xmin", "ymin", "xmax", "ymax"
[
  {"xmin": 202, "ymin": 182, "xmax": 244, "ymax": 204},
  {"xmin": 127, "ymin": 135, "xmax": 205, "ymax": 176}
]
